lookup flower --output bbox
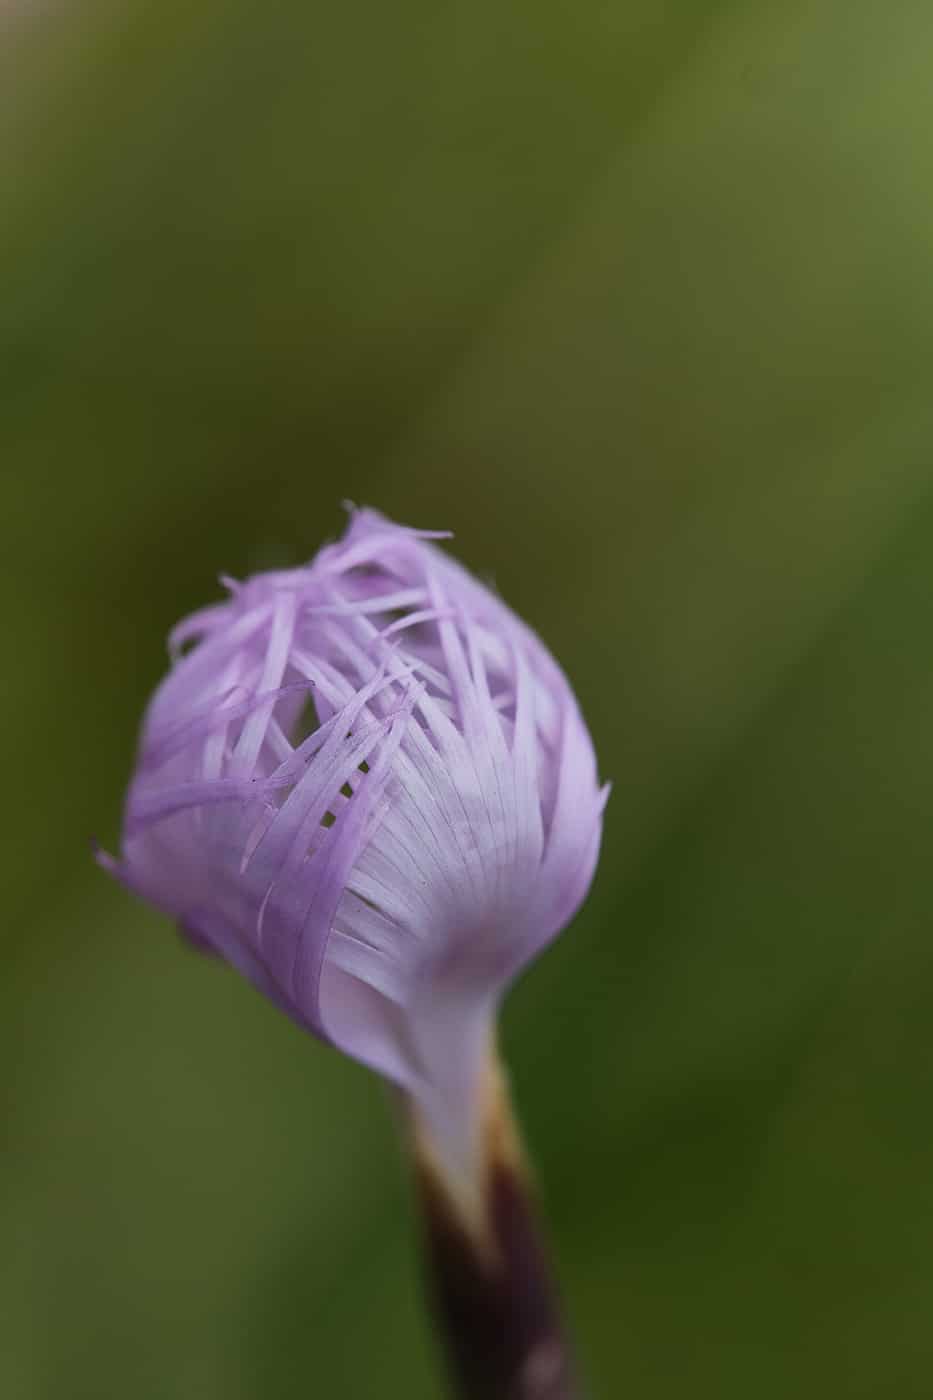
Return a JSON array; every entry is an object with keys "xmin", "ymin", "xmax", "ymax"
[{"xmin": 100, "ymin": 509, "xmax": 606, "ymax": 1172}]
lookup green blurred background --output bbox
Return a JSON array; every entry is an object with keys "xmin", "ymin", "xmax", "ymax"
[{"xmin": 4, "ymin": 2, "xmax": 933, "ymax": 1395}]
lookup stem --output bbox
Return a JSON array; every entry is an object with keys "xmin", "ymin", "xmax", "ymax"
[{"xmin": 406, "ymin": 1053, "xmax": 582, "ymax": 1400}]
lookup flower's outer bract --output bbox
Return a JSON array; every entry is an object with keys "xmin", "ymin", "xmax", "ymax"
[{"xmin": 100, "ymin": 510, "xmax": 606, "ymax": 1166}]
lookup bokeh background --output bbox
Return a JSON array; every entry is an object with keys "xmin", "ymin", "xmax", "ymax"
[{"xmin": 4, "ymin": 2, "xmax": 933, "ymax": 1396}]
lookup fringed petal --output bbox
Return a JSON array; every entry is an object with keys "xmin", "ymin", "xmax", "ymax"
[{"xmin": 101, "ymin": 509, "xmax": 606, "ymax": 1149}]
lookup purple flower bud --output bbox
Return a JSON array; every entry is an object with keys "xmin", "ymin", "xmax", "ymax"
[{"xmin": 100, "ymin": 510, "xmax": 606, "ymax": 1170}]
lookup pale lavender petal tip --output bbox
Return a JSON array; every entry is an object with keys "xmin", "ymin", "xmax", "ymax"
[{"xmin": 101, "ymin": 509, "xmax": 606, "ymax": 1143}]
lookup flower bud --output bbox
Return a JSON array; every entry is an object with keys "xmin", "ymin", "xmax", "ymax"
[{"xmin": 100, "ymin": 510, "xmax": 606, "ymax": 1174}]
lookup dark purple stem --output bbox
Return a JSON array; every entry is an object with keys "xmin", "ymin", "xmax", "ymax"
[{"xmin": 409, "ymin": 1065, "xmax": 582, "ymax": 1400}]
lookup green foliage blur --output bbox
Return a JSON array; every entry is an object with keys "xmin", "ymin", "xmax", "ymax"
[{"xmin": 4, "ymin": 2, "xmax": 933, "ymax": 1396}]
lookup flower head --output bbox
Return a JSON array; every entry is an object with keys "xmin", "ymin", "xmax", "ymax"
[{"xmin": 101, "ymin": 510, "xmax": 606, "ymax": 1166}]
